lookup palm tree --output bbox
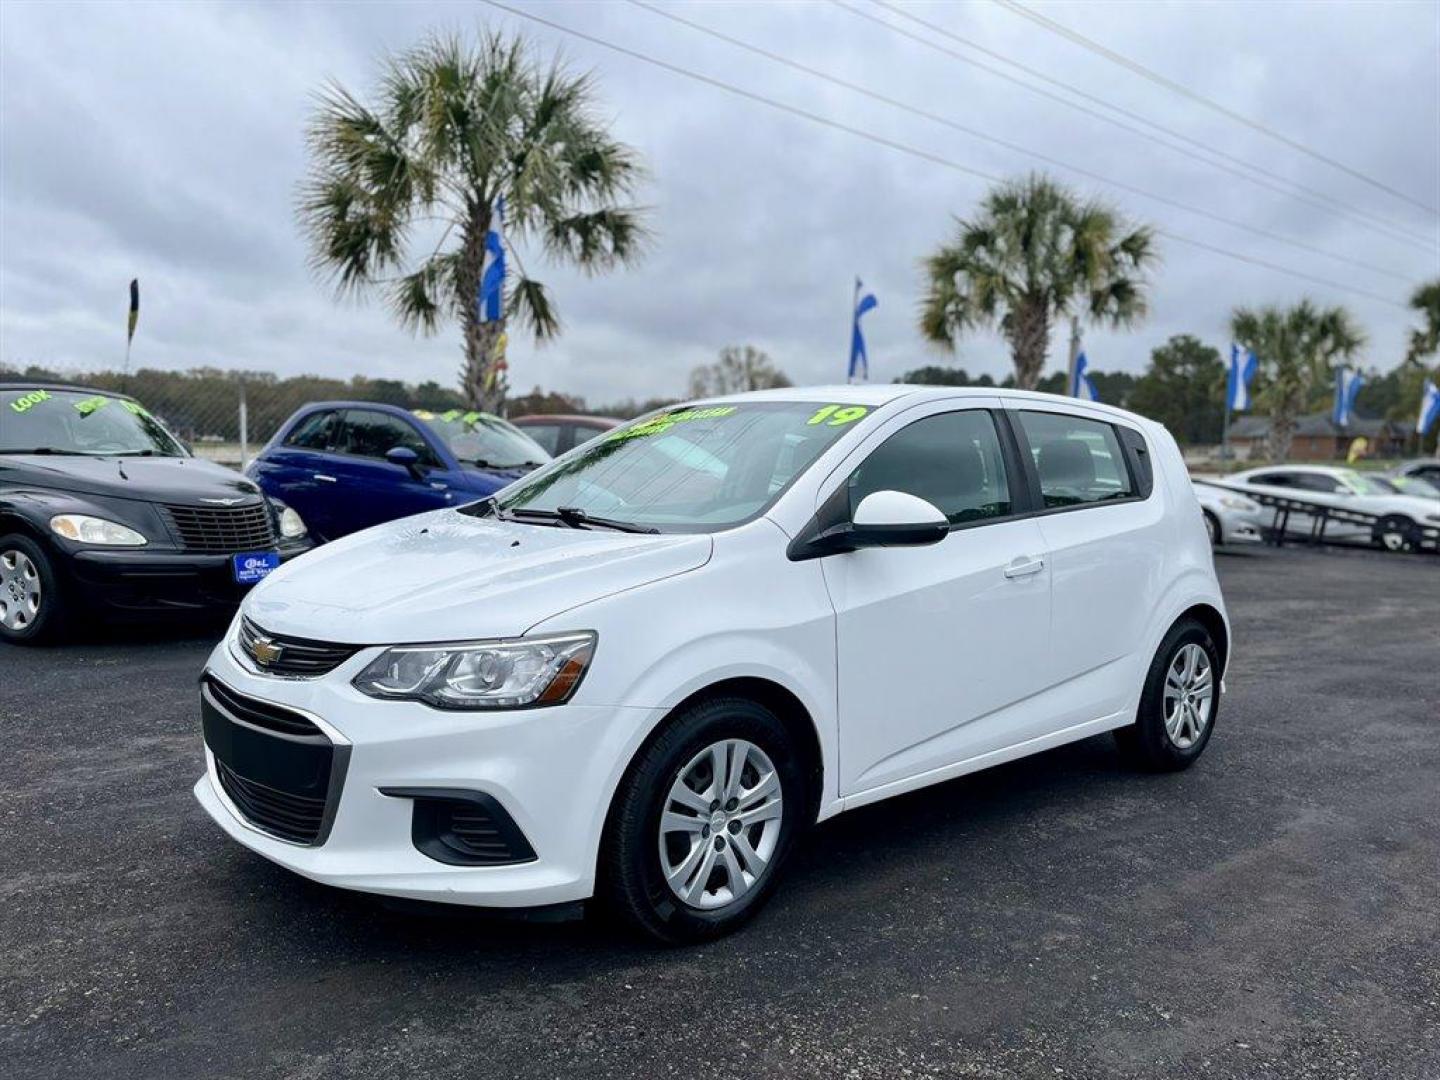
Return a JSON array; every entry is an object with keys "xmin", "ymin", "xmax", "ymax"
[
  {"xmin": 1405, "ymin": 279, "xmax": 1440, "ymax": 364},
  {"xmin": 300, "ymin": 31, "xmax": 648, "ymax": 412},
  {"xmin": 1231, "ymin": 300, "xmax": 1365, "ymax": 462},
  {"xmin": 920, "ymin": 174, "xmax": 1156, "ymax": 389}
]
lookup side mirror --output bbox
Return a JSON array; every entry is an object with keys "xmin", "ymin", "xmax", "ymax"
[
  {"xmin": 850, "ymin": 490, "xmax": 949, "ymax": 548},
  {"xmin": 385, "ymin": 446, "xmax": 425, "ymax": 477}
]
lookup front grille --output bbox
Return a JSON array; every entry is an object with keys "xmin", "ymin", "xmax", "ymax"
[
  {"xmin": 216, "ymin": 759, "xmax": 328, "ymax": 844},
  {"xmin": 237, "ymin": 617, "xmax": 358, "ymax": 678},
  {"xmin": 203, "ymin": 677, "xmax": 320, "ymax": 737},
  {"xmin": 201, "ymin": 678, "xmax": 348, "ymax": 847},
  {"xmin": 164, "ymin": 502, "xmax": 275, "ymax": 553}
]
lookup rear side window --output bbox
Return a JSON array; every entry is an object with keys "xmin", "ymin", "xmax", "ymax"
[
  {"xmin": 339, "ymin": 410, "xmax": 439, "ymax": 466},
  {"xmin": 519, "ymin": 423, "xmax": 563, "ymax": 455},
  {"xmin": 848, "ymin": 409, "xmax": 1012, "ymax": 524},
  {"xmin": 1250, "ymin": 472, "xmax": 1293, "ymax": 487},
  {"xmin": 1016, "ymin": 411, "xmax": 1135, "ymax": 508},
  {"xmin": 1295, "ymin": 473, "xmax": 1342, "ymax": 494},
  {"xmin": 284, "ymin": 410, "xmax": 338, "ymax": 450}
]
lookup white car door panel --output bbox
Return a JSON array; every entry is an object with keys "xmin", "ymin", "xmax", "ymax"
[
  {"xmin": 826, "ymin": 516, "xmax": 1052, "ymax": 793},
  {"xmin": 811, "ymin": 398, "xmax": 1056, "ymax": 796}
]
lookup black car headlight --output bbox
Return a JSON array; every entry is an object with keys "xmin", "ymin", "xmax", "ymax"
[
  {"xmin": 352, "ymin": 632, "xmax": 596, "ymax": 709},
  {"xmin": 49, "ymin": 514, "xmax": 147, "ymax": 546}
]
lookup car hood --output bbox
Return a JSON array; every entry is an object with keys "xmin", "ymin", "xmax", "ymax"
[
  {"xmin": 0, "ymin": 453, "xmax": 263, "ymax": 505},
  {"xmin": 244, "ymin": 509, "xmax": 713, "ymax": 644}
]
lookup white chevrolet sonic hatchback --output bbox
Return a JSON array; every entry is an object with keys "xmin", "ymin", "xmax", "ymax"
[{"xmin": 196, "ymin": 386, "xmax": 1229, "ymax": 942}]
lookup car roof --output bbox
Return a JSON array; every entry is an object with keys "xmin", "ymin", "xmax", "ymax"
[
  {"xmin": 511, "ymin": 414, "xmax": 621, "ymax": 427},
  {"xmin": 686, "ymin": 384, "xmax": 1154, "ymax": 424},
  {"xmin": 1240, "ymin": 464, "xmax": 1349, "ymax": 477},
  {"xmin": 0, "ymin": 379, "xmax": 138, "ymax": 402}
]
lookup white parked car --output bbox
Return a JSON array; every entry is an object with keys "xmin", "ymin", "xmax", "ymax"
[
  {"xmin": 195, "ymin": 387, "xmax": 1230, "ymax": 942},
  {"xmin": 1192, "ymin": 481, "xmax": 1265, "ymax": 546},
  {"xmin": 1227, "ymin": 464, "xmax": 1440, "ymax": 551}
]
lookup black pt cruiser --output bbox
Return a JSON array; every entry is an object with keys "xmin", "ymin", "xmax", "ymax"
[{"xmin": 0, "ymin": 381, "xmax": 312, "ymax": 644}]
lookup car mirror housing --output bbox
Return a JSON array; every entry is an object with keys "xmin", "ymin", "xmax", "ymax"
[
  {"xmin": 787, "ymin": 488, "xmax": 949, "ymax": 561},
  {"xmin": 385, "ymin": 446, "xmax": 426, "ymax": 477},
  {"xmin": 850, "ymin": 491, "xmax": 949, "ymax": 548}
]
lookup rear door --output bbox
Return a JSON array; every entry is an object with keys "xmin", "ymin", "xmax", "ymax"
[
  {"xmin": 823, "ymin": 399, "xmax": 1054, "ymax": 796},
  {"xmin": 249, "ymin": 409, "xmax": 346, "ymax": 541},
  {"xmin": 1007, "ymin": 403, "xmax": 1168, "ymax": 724},
  {"xmin": 324, "ymin": 409, "xmax": 457, "ymax": 536}
]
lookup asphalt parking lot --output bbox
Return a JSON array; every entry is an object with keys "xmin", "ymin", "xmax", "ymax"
[{"xmin": 2, "ymin": 546, "xmax": 1436, "ymax": 1080}]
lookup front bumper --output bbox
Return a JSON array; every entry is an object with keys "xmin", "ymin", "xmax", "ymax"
[
  {"xmin": 194, "ymin": 636, "xmax": 662, "ymax": 908},
  {"xmin": 67, "ymin": 538, "xmax": 312, "ymax": 615}
]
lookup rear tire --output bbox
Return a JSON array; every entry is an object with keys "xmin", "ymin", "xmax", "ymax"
[
  {"xmin": 0, "ymin": 533, "xmax": 67, "ymax": 645},
  {"xmin": 1114, "ymin": 618, "xmax": 1220, "ymax": 772},
  {"xmin": 598, "ymin": 696, "xmax": 807, "ymax": 944}
]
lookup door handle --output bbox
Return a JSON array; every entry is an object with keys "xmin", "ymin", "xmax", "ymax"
[
  {"xmin": 313, "ymin": 473, "xmax": 337, "ymax": 483},
  {"xmin": 1003, "ymin": 557, "xmax": 1045, "ymax": 579}
]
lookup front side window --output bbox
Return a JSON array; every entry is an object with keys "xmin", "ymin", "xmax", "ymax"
[
  {"xmin": 1, "ymin": 388, "xmax": 185, "ymax": 457},
  {"xmin": 1295, "ymin": 473, "xmax": 1342, "ymax": 494},
  {"xmin": 513, "ymin": 422, "xmax": 563, "ymax": 456},
  {"xmin": 848, "ymin": 409, "xmax": 1012, "ymax": 524},
  {"xmin": 339, "ymin": 410, "xmax": 438, "ymax": 466},
  {"xmin": 1017, "ymin": 411, "xmax": 1135, "ymax": 508},
  {"xmin": 492, "ymin": 401, "xmax": 872, "ymax": 532}
]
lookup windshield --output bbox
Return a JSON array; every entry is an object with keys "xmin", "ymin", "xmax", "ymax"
[
  {"xmin": 489, "ymin": 401, "xmax": 873, "ymax": 532},
  {"xmin": 414, "ymin": 409, "xmax": 550, "ymax": 470},
  {"xmin": 1, "ymin": 388, "xmax": 186, "ymax": 456},
  {"xmin": 1342, "ymin": 472, "xmax": 1397, "ymax": 496},
  {"xmin": 1394, "ymin": 476, "xmax": 1440, "ymax": 498}
]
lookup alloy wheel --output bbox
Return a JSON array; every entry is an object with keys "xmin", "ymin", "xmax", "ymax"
[
  {"xmin": 1163, "ymin": 643, "xmax": 1213, "ymax": 749},
  {"xmin": 0, "ymin": 549, "xmax": 42, "ymax": 632},
  {"xmin": 658, "ymin": 738, "xmax": 783, "ymax": 910}
]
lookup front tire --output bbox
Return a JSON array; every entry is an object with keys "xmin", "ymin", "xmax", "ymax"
[
  {"xmin": 0, "ymin": 533, "xmax": 67, "ymax": 645},
  {"xmin": 598, "ymin": 696, "xmax": 807, "ymax": 944},
  {"xmin": 1114, "ymin": 618, "xmax": 1220, "ymax": 771},
  {"xmin": 1373, "ymin": 515, "xmax": 1416, "ymax": 553}
]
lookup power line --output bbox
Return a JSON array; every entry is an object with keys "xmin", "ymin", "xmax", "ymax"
[
  {"xmin": 846, "ymin": 0, "xmax": 1436, "ymax": 254},
  {"xmin": 477, "ymin": 0, "xmax": 1408, "ymax": 312},
  {"xmin": 627, "ymin": 0, "xmax": 1411, "ymax": 284},
  {"xmin": 994, "ymin": 0, "xmax": 1440, "ymax": 218}
]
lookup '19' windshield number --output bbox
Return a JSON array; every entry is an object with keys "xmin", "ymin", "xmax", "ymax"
[{"xmin": 806, "ymin": 405, "xmax": 868, "ymax": 427}]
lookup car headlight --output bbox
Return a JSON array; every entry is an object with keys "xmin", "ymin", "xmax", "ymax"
[
  {"xmin": 270, "ymin": 500, "xmax": 307, "ymax": 538},
  {"xmin": 49, "ymin": 514, "xmax": 147, "ymax": 546},
  {"xmin": 1220, "ymin": 496, "xmax": 1257, "ymax": 512},
  {"xmin": 352, "ymin": 632, "xmax": 596, "ymax": 709}
]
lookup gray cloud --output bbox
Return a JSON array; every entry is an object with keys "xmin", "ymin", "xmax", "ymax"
[{"xmin": 2, "ymin": 0, "xmax": 1437, "ymax": 404}]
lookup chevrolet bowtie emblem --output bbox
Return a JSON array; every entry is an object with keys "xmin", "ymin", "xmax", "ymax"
[{"xmin": 249, "ymin": 636, "xmax": 283, "ymax": 666}]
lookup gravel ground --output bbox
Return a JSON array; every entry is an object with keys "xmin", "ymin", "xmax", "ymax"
[{"xmin": 1, "ymin": 545, "xmax": 1436, "ymax": 1079}]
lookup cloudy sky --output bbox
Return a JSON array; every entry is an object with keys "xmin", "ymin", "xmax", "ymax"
[{"xmin": 2, "ymin": 0, "xmax": 1437, "ymax": 404}]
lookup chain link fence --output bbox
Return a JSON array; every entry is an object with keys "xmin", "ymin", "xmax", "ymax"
[{"xmin": 1, "ymin": 362, "xmax": 472, "ymax": 469}]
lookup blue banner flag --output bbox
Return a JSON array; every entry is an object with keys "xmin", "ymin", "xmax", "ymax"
[
  {"xmin": 478, "ymin": 197, "xmax": 506, "ymax": 323},
  {"xmin": 1071, "ymin": 350, "xmax": 1100, "ymax": 402},
  {"xmin": 1418, "ymin": 379, "xmax": 1440, "ymax": 436},
  {"xmin": 1227, "ymin": 343, "xmax": 1258, "ymax": 411},
  {"xmin": 1333, "ymin": 367, "xmax": 1363, "ymax": 427},
  {"xmin": 848, "ymin": 278, "xmax": 877, "ymax": 382}
]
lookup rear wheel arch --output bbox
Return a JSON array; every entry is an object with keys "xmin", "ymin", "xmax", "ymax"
[{"xmin": 1177, "ymin": 603, "xmax": 1228, "ymax": 674}]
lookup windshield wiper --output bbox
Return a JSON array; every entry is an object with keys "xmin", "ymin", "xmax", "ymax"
[
  {"xmin": 2, "ymin": 447, "xmax": 89, "ymax": 455},
  {"xmin": 500, "ymin": 506, "xmax": 658, "ymax": 534},
  {"xmin": 556, "ymin": 507, "xmax": 659, "ymax": 534}
]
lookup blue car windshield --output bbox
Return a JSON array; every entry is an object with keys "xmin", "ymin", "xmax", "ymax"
[
  {"xmin": 491, "ymin": 401, "xmax": 872, "ymax": 532},
  {"xmin": 415, "ymin": 410, "xmax": 550, "ymax": 470},
  {"xmin": 1, "ymin": 388, "xmax": 186, "ymax": 456}
]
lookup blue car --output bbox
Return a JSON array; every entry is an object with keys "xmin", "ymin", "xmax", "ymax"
[{"xmin": 247, "ymin": 402, "xmax": 550, "ymax": 543}]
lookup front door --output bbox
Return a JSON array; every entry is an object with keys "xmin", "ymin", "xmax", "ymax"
[
  {"xmin": 822, "ymin": 401, "xmax": 1053, "ymax": 797},
  {"xmin": 325, "ymin": 409, "xmax": 457, "ymax": 537}
]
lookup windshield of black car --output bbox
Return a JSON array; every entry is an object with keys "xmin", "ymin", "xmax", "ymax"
[
  {"xmin": 488, "ymin": 401, "xmax": 873, "ymax": 532},
  {"xmin": 415, "ymin": 410, "xmax": 551, "ymax": 469},
  {"xmin": 0, "ymin": 389, "xmax": 187, "ymax": 456}
]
